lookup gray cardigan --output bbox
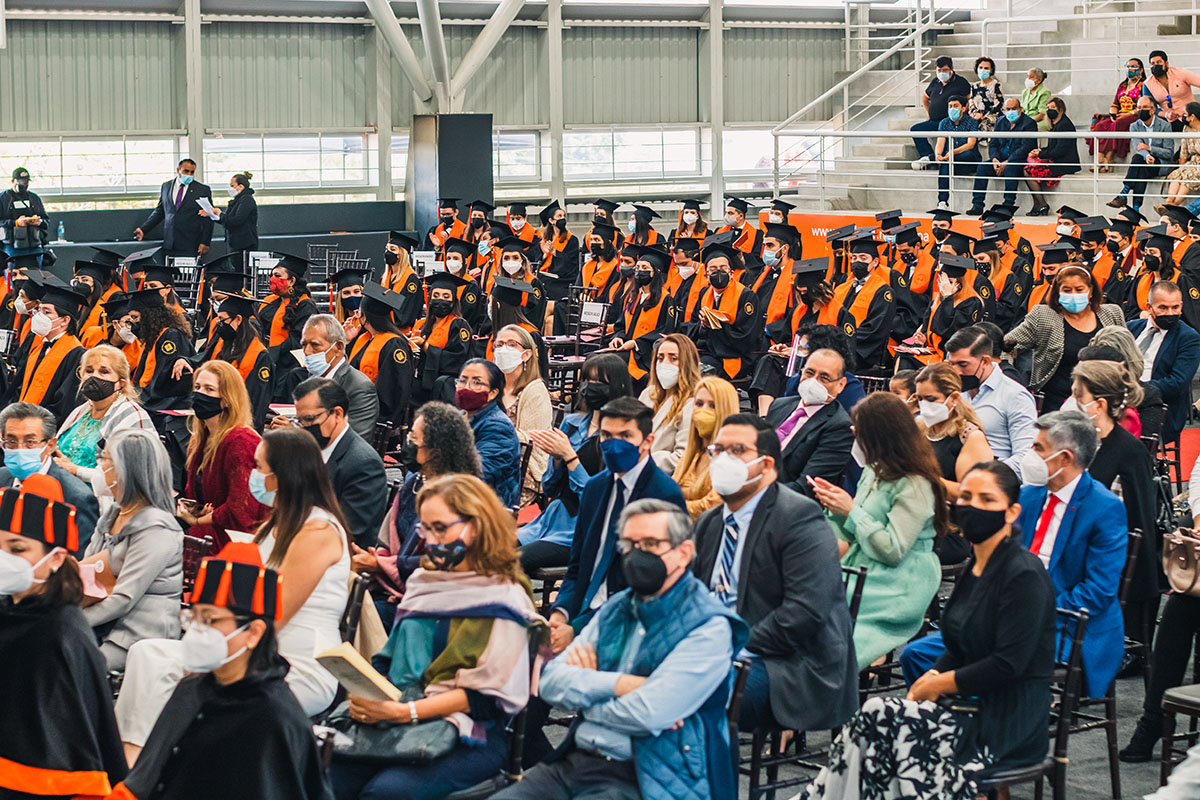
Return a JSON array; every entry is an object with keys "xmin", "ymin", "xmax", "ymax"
[
  {"xmin": 82, "ymin": 506, "xmax": 183, "ymax": 657},
  {"xmin": 1004, "ymin": 303, "xmax": 1126, "ymax": 390}
]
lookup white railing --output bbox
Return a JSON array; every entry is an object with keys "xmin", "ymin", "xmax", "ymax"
[{"xmin": 771, "ymin": 126, "xmax": 1200, "ymax": 213}]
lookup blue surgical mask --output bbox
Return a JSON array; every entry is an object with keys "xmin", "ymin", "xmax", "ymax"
[
  {"xmin": 627, "ymin": 218, "xmax": 637, "ymax": 234},
  {"xmin": 600, "ymin": 438, "xmax": 642, "ymax": 474},
  {"xmin": 1058, "ymin": 292, "xmax": 1089, "ymax": 313},
  {"xmin": 1005, "ymin": 109, "xmax": 1020, "ymax": 123},
  {"xmin": 248, "ymin": 469, "xmax": 276, "ymax": 506},
  {"xmin": 4, "ymin": 448, "xmax": 44, "ymax": 481},
  {"xmin": 305, "ymin": 350, "xmax": 331, "ymax": 377},
  {"xmin": 977, "ymin": 68, "xmax": 991, "ymax": 80},
  {"xmin": 179, "ymin": 174, "xmax": 194, "ymax": 185},
  {"xmin": 477, "ymin": 239, "xmax": 490, "ymax": 258},
  {"xmin": 762, "ymin": 248, "xmax": 781, "ymax": 267},
  {"xmin": 948, "ymin": 107, "xmax": 962, "ymax": 122}
]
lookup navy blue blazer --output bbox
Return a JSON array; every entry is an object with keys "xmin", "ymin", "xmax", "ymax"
[
  {"xmin": 988, "ymin": 113, "xmax": 1038, "ymax": 163},
  {"xmin": 1017, "ymin": 473, "xmax": 1127, "ymax": 698},
  {"xmin": 1127, "ymin": 318, "xmax": 1200, "ymax": 443},
  {"xmin": 553, "ymin": 458, "xmax": 686, "ymax": 632},
  {"xmin": 140, "ymin": 178, "xmax": 214, "ymax": 255}
]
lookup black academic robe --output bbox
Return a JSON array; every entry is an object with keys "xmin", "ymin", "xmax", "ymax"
[
  {"xmin": 974, "ymin": 272, "xmax": 997, "ymax": 323},
  {"xmin": 256, "ymin": 294, "xmax": 318, "ymax": 356},
  {"xmin": 831, "ymin": 272, "xmax": 898, "ymax": 370},
  {"xmin": 391, "ymin": 270, "xmax": 425, "ymax": 331},
  {"xmin": 16, "ymin": 334, "xmax": 84, "ymax": 425},
  {"xmin": 0, "ymin": 597, "xmax": 127, "ymax": 798},
  {"xmin": 456, "ymin": 278, "xmax": 487, "ymax": 332},
  {"xmin": 417, "ymin": 315, "xmax": 472, "ymax": 392},
  {"xmin": 696, "ymin": 282, "xmax": 762, "ymax": 379},
  {"xmin": 929, "ymin": 294, "xmax": 984, "ymax": 352},
  {"xmin": 994, "ymin": 255, "xmax": 1034, "ymax": 332},
  {"xmin": 113, "ymin": 657, "xmax": 332, "ymax": 800},
  {"xmin": 489, "ymin": 272, "xmax": 547, "ymax": 329},
  {"xmin": 540, "ymin": 233, "xmax": 581, "ymax": 301},
  {"xmin": 611, "ymin": 289, "xmax": 677, "ymax": 381},
  {"xmin": 134, "ymin": 327, "xmax": 195, "ymax": 411},
  {"xmin": 349, "ymin": 331, "xmax": 415, "ymax": 428}
]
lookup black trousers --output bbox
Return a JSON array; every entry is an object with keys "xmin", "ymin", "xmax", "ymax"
[
  {"xmin": 493, "ymin": 748, "xmax": 641, "ymax": 800},
  {"xmin": 520, "ymin": 540, "xmax": 571, "ymax": 572},
  {"xmin": 1122, "ymin": 153, "xmax": 1171, "ymax": 209},
  {"xmin": 1142, "ymin": 593, "xmax": 1200, "ymax": 723}
]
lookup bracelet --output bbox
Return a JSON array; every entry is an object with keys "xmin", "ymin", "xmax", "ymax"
[
  {"xmin": 565, "ymin": 456, "xmax": 579, "ymax": 467},
  {"xmin": 408, "ymin": 701, "xmax": 419, "ymax": 726}
]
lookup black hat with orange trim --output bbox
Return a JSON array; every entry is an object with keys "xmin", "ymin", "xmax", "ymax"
[
  {"xmin": 190, "ymin": 541, "xmax": 282, "ymax": 620},
  {"xmin": 0, "ymin": 474, "xmax": 79, "ymax": 551}
]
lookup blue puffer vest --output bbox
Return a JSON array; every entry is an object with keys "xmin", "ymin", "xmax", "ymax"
[{"xmin": 592, "ymin": 573, "xmax": 749, "ymax": 800}]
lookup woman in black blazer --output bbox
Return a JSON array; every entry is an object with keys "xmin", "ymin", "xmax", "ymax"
[
  {"xmin": 202, "ymin": 171, "xmax": 259, "ymax": 260},
  {"xmin": 807, "ymin": 461, "xmax": 1056, "ymax": 798}
]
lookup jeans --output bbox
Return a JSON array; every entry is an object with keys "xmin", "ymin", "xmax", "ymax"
[
  {"xmin": 1142, "ymin": 594, "xmax": 1200, "ymax": 725},
  {"xmin": 492, "ymin": 749, "xmax": 642, "ymax": 800},
  {"xmin": 738, "ymin": 657, "xmax": 779, "ymax": 731},
  {"xmin": 520, "ymin": 540, "xmax": 572, "ymax": 573},
  {"xmin": 1122, "ymin": 152, "xmax": 1171, "ymax": 210},
  {"xmin": 911, "ymin": 118, "xmax": 942, "ymax": 160},
  {"xmin": 937, "ymin": 150, "xmax": 983, "ymax": 202},
  {"xmin": 331, "ymin": 732, "xmax": 509, "ymax": 800},
  {"xmin": 973, "ymin": 159, "xmax": 1027, "ymax": 206},
  {"xmin": 900, "ymin": 632, "xmax": 945, "ymax": 686}
]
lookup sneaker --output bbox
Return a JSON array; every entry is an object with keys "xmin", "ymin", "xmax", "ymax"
[
  {"xmin": 1107, "ymin": 195, "xmax": 1127, "ymax": 209},
  {"xmin": 911, "ymin": 156, "xmax": 931, "ymax": 171},
  {"xmin": 1119, "ymin": 716, "xmax": 1160, "ymax": 763},
  {"xmin": 936, "ymin": 201, "xmax": 951, "ymax": 211}
]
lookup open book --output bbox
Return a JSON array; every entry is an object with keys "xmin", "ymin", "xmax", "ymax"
[{"xmin": 316, "ymin": 641, "xmax": 400, "ymax": 702}]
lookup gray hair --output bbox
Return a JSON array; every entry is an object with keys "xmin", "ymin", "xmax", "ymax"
[
  {"xmin": 618, "ymin": 498, "xmax": 693, "ymax": 548},
  {"xmin": 1034, "ymin": 410, "xmax": 1099, "ymax": 469},
  {"xmin": 303, "ymin": 313, "xmax": 346, "ymax": 346},
  {"xmin": 0, "ymin": 402, "xmax": 56, "ymax": 441},
  {"xmin": 1090, "ymin": 325, "xmax": 1144, "ymax": 380},
  {"xmin": 105, "ymin": 429, "xmax": 176, "ymax": 513},
  {"xmin": 1030, "ymin": 67, "xmax": 1046, "ymax": 81}
]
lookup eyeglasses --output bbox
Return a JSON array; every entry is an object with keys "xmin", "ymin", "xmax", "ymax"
[
  {"xmin": 493, "ymin": 340, "xmax": 524, "ymax": 351},
  {"xmin": 295, "ymin": 409, "xmax": 330, "ymax": 427},
  {"xmin": 616, "ymin": 537, "xmax": 673, "ymax": 555},
  {"xmin": 706, "ymin": 443, "xmax": 759, "ymax": 458},
  {"xmin": 800, "ymin": 368, "xmax": 838, "ymax": 385},
  {"xmin": 180, "ymin": 608, "xmax": 238, "ymax": 630},
  {"xmin": 2, "ymin": 437, "xmax": 46, "ymax": 450},
  {"xmin": 454, "ymin": 377, "xmax": 490, "ymax": 391},
  {"xmin": 415, "ymin": 517, "xmax": 467, "ymax": 538}
]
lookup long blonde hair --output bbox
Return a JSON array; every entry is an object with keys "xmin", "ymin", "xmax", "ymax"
[
  {"xmin": 80, "ymin": 344, "xmax": 139, "ymax": 401},
  {"xmin": 646, "ymin": 334, "xmax": 701, "ymax": 428},
  {"xmin": 915, "ymin": 362, "xmax": 984, "ymax": 436},
  {"xmin": 498, "ymin": 324, "xmax": 542, "ymax": 395},
  {"xmin": 415, "ymin": 474, "xmax": 524, "ymax": 584},
  {"xmin": 186, "ymin": 360, "xmax": 257, "ymax": 473},
  {"xmin": 673, "ymin": 376, "xmax": 739, "ymax": 489},
  {"xmin": 385, "ymin": 247, "xmax": 413, "ymax": 287}
]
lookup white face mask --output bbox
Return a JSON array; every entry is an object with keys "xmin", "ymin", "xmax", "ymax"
[
  {"xmin": 1024, "ymin": 77, "xmax": 1037, "ymax": 90},
  {"xmin": 493, "ymin": 346, "xmax": 525, "ymax": 374},
  {"xmin": 677, "ymin": 265, "xmax": 696, "ymax": 280},
  {"xmin": 851, "ymin": 440, "xmax": 868, "ymax": 467},
  {"xmin": 118, "ymin": 326, "xmax": 138, "ymax": 344},
  {"xmin": 1056, "ymin": 222, "xmax": 1074, "ymax": 236},
  {"xmin": 510, "ymin": 218, "xmax": 526, "ymax": 232},
  {"xmin": 502, "ymin": 259, "xmax": 523, "ymax": 276},
  {"xmin": 445, "ymin": 258, "xmax": 464, "ymax": 275},
  {"xmin": 227, "ymin": 185, "xmax": 238, "ymax": 197},
  {"xmin": 13, "ymin": 297, "xmax": 27, "ymax": 316},
  {"xmin": 682, "ymin": 211, "xmax": 699, "ymax": 225},
  {"xmin": 797, "ymin": 377, "xmax": 830, "ymax": 406},
  {"xmin": 724, "ymin": 213, "xmax": 739, "ymax": 227},
  {"xmin": 181, "ymin": 621, "xmax": 249, "ymax": 673},
  {"xmin": 1019, "ymin": 448, "xmax": 1067, "ymax": 486},
  {"xmin": 29, "ymin": 311, "xmax": 53, "ymax": 337},
  {"xmin": 656, "ymin": 362, "xmax": 679, "ymax": 390},
  {"xmin": 769, "ymin": 212, "xmax": 784, "ymax": 224},
  {"xmin": 0, "ymin": 547, "xmax": 60, "ymax": 596},
  {"xmin": 709, "ymin": 453, "xmax": 765, "ymax": 497},
  {"xmin": 919, "ymin": 399, "xmax": 952, "ymax": 427}
]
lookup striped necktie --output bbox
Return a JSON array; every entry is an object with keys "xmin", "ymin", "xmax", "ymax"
[{"xmin": 714, "ymin": 514, "xmax": 740, "ymax": 604}]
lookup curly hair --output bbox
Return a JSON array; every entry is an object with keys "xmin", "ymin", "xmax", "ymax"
[
  {"xmin": 138, "ymin": 303, "xmax": 192, "ymax": 344},
  {"xmin": 415, "ymin": 401, "xmax": 481, "ymax": 478}
]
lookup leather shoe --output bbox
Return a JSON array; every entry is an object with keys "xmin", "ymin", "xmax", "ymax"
[
  {"xmin": 1108, "ymin": 196, "xmax": 1128, "ymax": 209},
  {"xmin": 1115, "ymin": 650, "xmax": 1144, "ymax": 679},
  {"xmin": 1119, "ymin": 716, "xmax": 1160, "ymax": 763}
]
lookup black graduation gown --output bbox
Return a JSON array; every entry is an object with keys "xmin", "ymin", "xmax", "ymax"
[
  {"xmin": 696, "ymin": 284, "xmax": 762, "ymax": 379},
  {"xmin": 257, "ymin": 295, "xmax": 318, "ymax": 358},
  {"xmin": 457, "ymin": 279, "xmax": 487, "ymax": 332},
  {"xmin": 115, "ymin": 657, "xmax": 332, "ymax": 800},
  {"xmin": 929, "ymin": 294, "xmax": 984, "ymax": 351},
  {"xmin": 492, "ymin": 273, "xmax": 547, "ymax": 329},
  {"xmin": 0, "ymin": 289, "xmax": 17, "ymax": 332},
  {"xmin": 0, "ymin": 597, "xmax": 127, "ymax": 797},
  {"xmin": 17, "ymin": 335, "xmax": 84, "ymax": 425},
  {"xmin": 1088, "ymin": 425, "xmax": 1160, "ymax": 602},
  {"xmin": 611, "ymin": 291, "xmax": 677, "ymax": 379},
  {"xmin": 391, "ymin": 270, "xmax": 425, "ymax": 331},
  {"xmin": 1178, "ymin": 238, "xmax": 1200, "ymax": 284},
  {"xmin": 418, "ymin": 315, "xmax": 472, "ymax": 392},
  {"xmin": 540, "ymin": 234, "xmax": 581, "ymax": 301},
  {"xmin": 134, "ymin": 327, "xmax": 195, "ymax": 412},
  {"xmin": 349, "ymin": 332, "xmax": 415, "ymax": 427},
  {"xmin": 974, "ymin": 273, "xmax": 997, "ymax": 322},
  {"xmin": 834, "ymin": 276, "xmax": 898, "ymax": 370},
  {"xmin": 994, "ymin": 255, "xmax": 1034, "ymax": 332}
]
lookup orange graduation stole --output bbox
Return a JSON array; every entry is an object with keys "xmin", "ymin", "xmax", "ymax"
[{"xmin": 20, "ymin": 335, "xmax": 82, "ymax": 405}]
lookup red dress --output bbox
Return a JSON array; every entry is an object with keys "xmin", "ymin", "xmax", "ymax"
[{"xmin": 183, "ymin": 426, "xmax": 270, "ymax": 552}]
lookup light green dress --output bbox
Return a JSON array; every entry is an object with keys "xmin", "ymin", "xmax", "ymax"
[{"xmin": 826, "ymin": 465, "xmax": 941, "ymax": 670}]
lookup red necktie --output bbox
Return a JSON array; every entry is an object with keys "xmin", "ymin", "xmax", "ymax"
[{"xmin": 1029, "ymin": 494, "xmax": 1061, "ymax": 556}]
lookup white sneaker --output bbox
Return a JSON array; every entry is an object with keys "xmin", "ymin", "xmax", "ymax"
[
  {"xmin": 936, "ymin": 201, "xmax": 951, "ymax": 211},
  {"xmin": 911, "ymin": 156, "xmax": 930, "ymax": 171}
]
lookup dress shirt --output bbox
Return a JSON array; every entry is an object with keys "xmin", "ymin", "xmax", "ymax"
[
  {"xmin": 965, "ymin": 365, "xmax": 1037, "ymax": 476},
  {"xmin": 588, "ymin": 455, "xmax": 650, "ymax": 611},
  {"xmin": 8, "ymin": 455, "xmax": 52, "ymax": 488},
  {"xmin": 171, "ymin": 176, "xmax": 188, "ymax": 206},
  {"xmin": 1135, "ymin": 322, "xmax": 1167, "ymax": 381},
  {"xmin": 319, "ymin": 424, "xmax": 350, "ymax": 464},
  {"xmin": 1034, "ymin": 473, "xmax": 1082, "ymax": 567},
  {"xmin": 710, "ymin": 484, "xmax": 770, "ymax": 607},
  {"xmin": 541, "ymin": 606, "xmax": 733, "ymax": 761},
  {"xmin": 780, "ymin": 402, "xmax": 828, "ymax": 450}
]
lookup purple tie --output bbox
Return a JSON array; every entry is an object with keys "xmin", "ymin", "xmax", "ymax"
[
  {"xmin": 777, "ymin": 405, "xmax": 808, "ymax": 443},
  {"xmin": 175, "ymin": 183, "xmax": 185, "ymax": 209}
]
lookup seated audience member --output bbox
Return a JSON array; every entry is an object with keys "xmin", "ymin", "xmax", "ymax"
[
  {"xmin": 178, "ymin": 361, "xmax": 269, "ymax": 551},
  {"xmin": 493, "ymin": 499, "xmax": 746, "ymax": 800},
  {"xmin": 810, "ymin": 392, "xmax": 945, "ymax": 670},
  {"xmin": 889, "ymin": 369, "xmax": 918, "ymax": 403},
  {"xmin": 1109, "ymin": 95, "xmax": 1175, "ymax": 211},
  {"xmin": 455, "ymin": 358, "xmax": 521, "ymax": 508},
  {"xmin": 0, "ymin": 475, "xmax": 129, "ymax": 798},
  {"xmin": 275, "ymin": 314, "xmax": 378, "ymax": 437},
  {"xmin": 674, "ymin": 376, "xmax": 739, "ymax": 520},
  {"xmin": 1020, "ymin": 67, "xmax": 1053, "ymax": 130},
  {"xmin": 694, "ymin": 415, "xmax": 857, "ymax": 733},
  {"xmin": 82, "ymin": 430, "xmax": 183, "ymax": 671},
  {"xmin": 356, "ymin": 402, "xmax": 480, "ymax": 627},
  {"xmin": 116, "ymin": 427, "xmax": 350, "ymax": 761},
  {"xmin": 1164, "ymin": 102, "xmax": 1200, "ymax": 205},
  {"xmin": 15, "ymin": 273, "xmax": 86, "ymax": 424},
  {"xmin": 969, "ymin": 97, "xmax": 1037, "ymax": 215},
  {"xmin": 945, "ymin": 326, "xmax": 1035, "ymax": 476},
  {"xmin": 1128, "ymin": 280, "xmax": 1200, "ymax": 444},
  {"xmin": 1095, "ymin": 59, "xmax": 1144, "ymax": 174},
  {"xmin": 292, "ymin": 376, "xmax": 387, "ymax": 548},
  {"xmin": 494, "ymin": 324, "xmax": 553, "ymax": 501},
  {"xmin": 968, "ymin": 55, "xmax": 1004, "ymax": 131},
  {"xmin": 1088, "ymin": 326, "xmax": 1165, "ymax": 437},
  {"xmin": 638, "ymin": 333, "xmax": 699, "ymax": 473},
  {"xmin": 766, "ymin": 348, "xmax": 854, "ymax": 499},
  {"xmin": 1024, "ymin": 96, "xmax": 1080, "ymax": 215},
  {"xmin": 933, "ymin": 95, "xmax": 981, "ymax": 210},
  {"xmin": 809, "ymin": 462, "xmax": 1056, "ymax": 798},
  {"xmin": 54, "ymin": 344, "xmax": 154, "ymax": 491},
  {"xmin": 108, "ymin": 543, "xmax": 332, "ymax": 800},
  {"xmin": 518, "ymin": 353, "xmax": 633, "ymax": 571},
  {"xmin": 0, "ymin": 401, "xmax": 100, "ymax": 551},
  {"xmin": 913, "ymin": 363, "xmax": 994, "ymax": 499},
  {"xmin": 1004, "ymin": 265, "xmax": 1125, "ymax": 411},
  {"xmin": 1142, "ymin": 49, "xmax": 1200, "ymax": 129},
  {"xmin": 910, "ymin": 55, "xmax": 973, "ymax": 170},
  {"xmin": 782, "ymin": 323, "xmax": 868, "ymax": 414},
  {"xmin": 331, "ymin": 475, "xmax": 539, "ymax": 800}
]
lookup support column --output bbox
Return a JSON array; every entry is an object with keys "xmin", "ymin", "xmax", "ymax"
[
  {"xmin": 183, "ymin": 0, "xmax": 203, "ymax": 170},
  {"xmin": 709, "ymin": 0, "xmax": 724, "ymax": 211},
  {"xmin": 375, "ymin": 26, "xmax": 394, "ymax": 202},
  {"xmin": 548, "ymin": 0, "xmax": 565, "ymax": 203}
]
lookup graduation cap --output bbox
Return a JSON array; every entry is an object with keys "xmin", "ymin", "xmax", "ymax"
[
  {"xmin": 425, "ymin": 271, "xmax": 471, "ymax": 293},
  {"xmin": 37, "ymin": 283, "xmax": 88, "ymax": 319},
  {"xmin": 216, "ymin": 293, "xmax": 261, "ymax": 321},
  {"xmin": 388, "ymin": 231, "xmax": 419, "ymax": 252},
  {"xmin": 142, "ymin": 264, "xmax": 181, "ymax": 286},
  {"xmin": 437, "ymin": 197, "xmax": 460, "ymax": 211},
  {"xmin": 538, "ymin": 200, "xmax": 562, "ymax": 227},
  {"xmin": 485, "ymin": 219, "xmax": 511, "ymax": 240},
  {"xmin": 1189, "ymin": 218, "xmax": 1200, "ymax": 237},
  {"xmin": 8, "ymin": 253, "xmax": 40, "ymax": 271},
  {"xmin": 508, "ymin": 202, "xmax": 529, "ymax": 218},
  {"xmin": 1136, "ymin": 224, "xmax": 1180, "ymax": 252},
  {"xmin": 191, "ymin": 542, "xmax": 282, "ymax": 621},
  {"xmin": 631, "ymin": 205, "xmax": 661, "ymax": 223},
  {"xmin": 125, "ymin": 287, "xmax": 166, "ymax": 312},
  {"xmin": 467, "ymin": 199, "xmax": 495, "ymax": 216},
  {"xmin": 980, "ymin": 219, "xmax": 1014, "ymax": 237},
  {"xmin": 90, "ymin": 247, "xmax": 125, "ymax": 268},
  {"xmin": 440, "ymin": 238, "xmax": 474, "ymax": 260},
  {"xmin": 0, "ymin": 474, "xmax": 79, "ymax": 551},
  {"xmin": 492, "ymin": 275, "xmax": 536, "ymax": 307},
  {"xmin": 272, "ymin": 252, "xmax": 311, "ymax": 279},
  {"xmin": 589, "ymin": 221, "xmax": 622, "ymax": 245},
  {"xmin": 981, "ymin": 204, "xmax": 1017, "ymax": 223},
  {"xmin": 121, "ymin": 246, "xmax": 161, "ymax": 270},
  {"xmin": 671, "ymin": 237, "xmax": 701, "ymax": 255},
  {"xmin": 632, "ymin": 245, "xmax": 671, "ymax": 273},
  {"xmin": 1117, "ymin": 207, "xmax": 1148, "ymax": 227},
  {"xmin": 1078, "ymin": 220, "xmax": 1109, "ymax": 244},
  {"xmin": 1159, "ymin": 204, "xmax": 1197, "ymax": 227},
  {"xmin": 494, "ymin": 235, "xmax": 533, "ymax": 256},
  {"xmin": 847, "ymin": 228, "xmax": 882, "ymax": 256},
  {"xmin": 725, "ymin": 195, "xmax": 752, "ymax": 214},
  {"xmin": 701, "ymin": 239, "xmax": 741, "ymax": 265},
  {"xmin": 1057, "ymin": 205, "xmax": 1087, "ymax": 222},
  {"xmin": 18, "ymin": 272, "xmax": 46, "ymax": 301},
  {"xmin": 770, "ymin": 198, "xmax": 796, "ymax": 214},
  {"xmin": 329, "ymin": 267, "xmax": 370, "ymax": 291},
  {"xmin": 926, "ymin": 207, "xmax": 960, "ymax": 223},
  {"xmin": 361, "ymin": 281, "xmax": 405, "ymax": 317},
  {"xmin": 875, "ymin": 209, "xmax": 904, "ymax": 231},
  {"xmin": 940, "ymin": 231, "xmax": 974, "ymax": 256},
  {"xmin": 1039, "ymin": 238, "xmax": 1080, "ymax": 265},
  {"xmin": 208, "ymin": 269, "xmax": 251, "ymax": 295},
  {"xmin": 891, "ymin": 221, "xmax": 922, "ymax": 246},
  {"xmin": 762, "ymin": 222, "xmax": 801, "ymax": 248},
  {"xmin": 103, "ymin": 291, "xmax": 131, "ymax": 319},
  {"xmin": 825, "ymin": 224, "xmax": 857, "ymax": 244},
  {"xmin": 201, "ymin": 252, "xmax": 246, "ymax": 274},
  {"xmin": 594, "ymin": 198, "xmax": 620, "ymax": 215},
  {"xmin": 73, "ymin": 261, "xmax": 112, "ymax": 284},
  {"xmin": 792, "ymin": 257, "xmax": 828, "ymax": 287},
  {"xmin": 937, "ymin": 253, "xmax": 975, "ymax": 279},
  {"xmin": 973, "ymin": 235, "xmax": 1002, "ymax": 255},
  {"xmin": 681, "ymin": 198, "xmax": 703, "ymax": 212},
  {"xmin": 1107, "ymin": 217, "xmax": 1137, "ymax": 238}
]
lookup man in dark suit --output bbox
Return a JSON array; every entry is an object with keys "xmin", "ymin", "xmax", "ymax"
[
  {"xmin": 692, "ymin": 413, "xmax": 858, "ymax": 732},
  {"xmin": 272, "ymin": 314, "xmax": 379, "ymax": 438},
  {"xmin": 0, "ymin": 402, "xmax": 100, "ymax": 553},
  {"xmin": 291, "ymin": 377, "xmax": 386, "ymax": 548},
  {"xmin": 1128, "ymin": 280, "xmax": 1200, "ymax": 444},
  {"xmin": 133, "ymin": 158, "xmax": 214, "ymax": 258},
  {"xmin": 766, "ymin": 347, "xmax": 854, "ymax": 499}
]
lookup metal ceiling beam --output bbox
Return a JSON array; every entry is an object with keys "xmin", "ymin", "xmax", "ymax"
[
  {"xmin": 414, "ymin": 0, "xmax": 452, "ymax": 109},
  {"xmin": 364, "ymin": 0, "xmax": 435, "ymax": 110},
  {"xmin": 451, "ymin": 0, "xmax": 525, "ymax": 106}
]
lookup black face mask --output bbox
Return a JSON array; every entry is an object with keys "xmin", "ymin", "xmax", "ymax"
[
  {"xmin": 304, "ymin": 422, "xmax": 331, "ymax": 450},
  {"xmin": 634, "ymin": 270, "xmax": 654, "ymax": 286},
  {"xmin": 427, "ymin": 539, "xmax": 468, "ymax": 570},
  {"xmin": 190, "ymin": 391, "xmax": 224, "ymax": 421},
  {"xmin": 1047, "ymin": 108, "xmax": 1059, "ymax": 121},
  {"xmin": 429, "ymin": 298, "xmax": 454, "ymax": 318},
  {"xmin": 400, "ymin": 440, "xmax": 421, "ymax": 473},
  {"xmin": 1151, "ymin": 64, "xmax": 1167, "ymax": 78},
  {"xmin": 974, "ymin": 260, "xmax": 992, "ymax": 277},
  {"xmin": 14, "ymin": 182, "xmax": 27, "ymax": 195},
  {"xmin": 951, "ymin": 504, "xmax": 1009, "ymax": 544},
  {"xmin": 590, "ymin": 243, "xmax": 608, "ymax": 258},
  {"xmin": 959, "ymin": 372, "xmax": 981, "ymax": 392},
  {"xmin": 384, "ymin": 250, "xmax": 399, "ymax": 266},
  {"xmin": 440, "ymin": 213, "xmax": 454, "ymax": 224},
  {"xmin": 580, "ymin": 381, "xmax": 611, "ymax": 411},
  {"xmin": 851, "ymin": 261, "xmax": 871, "ymax": 280},
  {"xmin": 341, "ymin": 296, "xmax": 363, "ymax": 314},
  {"xmin": 593, "ymin": 214, "xmax": 608, "ymax": 227},
  {"xmin": 708, "ymin": 270, "xmax": 731, "ymax": 290},
  {"xmin": 932, "ymin": 227, "xmax": 950, "ymax": 242},
  {"xmin": 129, "ymin": 320, "xmax": 144, "ymax": 339},
  {"xmin": 216, "ymin": 321, "xmax": 237, "ymax": 342},
  {"xmin": 1106, "ymin": 239, "xmax": 1122, "ymax": 254},
  {"xmin": 80, "ymin": 376, "xmax": 116, "ymax": 402},
  {"xmin": 619, "ymin": 266, "xmax": 635, "ymax": 279},
  {"xmin": 1144, "ymin": 253, "xmax": 1161, "ymax": 271},
  {"xmin": 471, "ymin": 217, "xmax": 486, "ymax": 229},
  {"xmin": 621, "ymin": 548, "xmax": 670, "ymax": 596},
  {"xmin": 1138, "ymin": 108, "xmax": 1153, "ymax": 122},
  {"xmin": 900, "ymin": 251, "xmax": 918, "ymax": 265},
  {"xmin": 555, "ymin": 218, "xmax": 568, "ymax": 233},
  {"xmin": 1156, "ymin": 313, "xmax": 1182, "ymax": 330}
]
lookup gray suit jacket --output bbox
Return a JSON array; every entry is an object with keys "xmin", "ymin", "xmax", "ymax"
[
  {"xmin": 331, "ymin": 360, "xmax": 380, "ymax": 439},
  {"xmin": 0, "ymin": 462, "xmax": 101, "ymax": 555},
  {"xmin": 82, "ymin": 506, "xmax": 183, "ymax": 666},
  {"xmin": 693, "ymin": 482, "xmax": 859, "ymax": 731},
  {"xmin": 327, "ymin": 427, "xmax": 388, "ymax": 547}
]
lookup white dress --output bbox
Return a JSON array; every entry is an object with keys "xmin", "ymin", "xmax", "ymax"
[{"xmin": 115, "ymin": 507, "xmax": 351, "ymax": 746}]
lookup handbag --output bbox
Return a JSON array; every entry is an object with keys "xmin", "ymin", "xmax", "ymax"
[
  {"xmin": 325, "ymin": 698, "xmax": 458, "ymax": 765},
  {"xmin": 1162, "ymin": 528, "xmax": 1200, "ymax": 597}
]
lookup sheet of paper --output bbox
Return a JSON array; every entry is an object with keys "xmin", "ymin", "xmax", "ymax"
[
  {"xmin": 196, "ymin": 197, "xmax": 220, "ymax": 219},
  {"xmin": 580, "ymin": 302, "xmax": 607, "ymax": 325}
]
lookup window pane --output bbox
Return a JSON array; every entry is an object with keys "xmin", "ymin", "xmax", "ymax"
[
  {"xmin": 564, "ymin": 130, "xmax": 614, "ymax": 180},
  {"xmin": 391, "ymin": 134, "xmax": 409, "ymax": 186},
  {"xmin": 494, "ymin": 132, "xmax": 539, "ymax": 181}
]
